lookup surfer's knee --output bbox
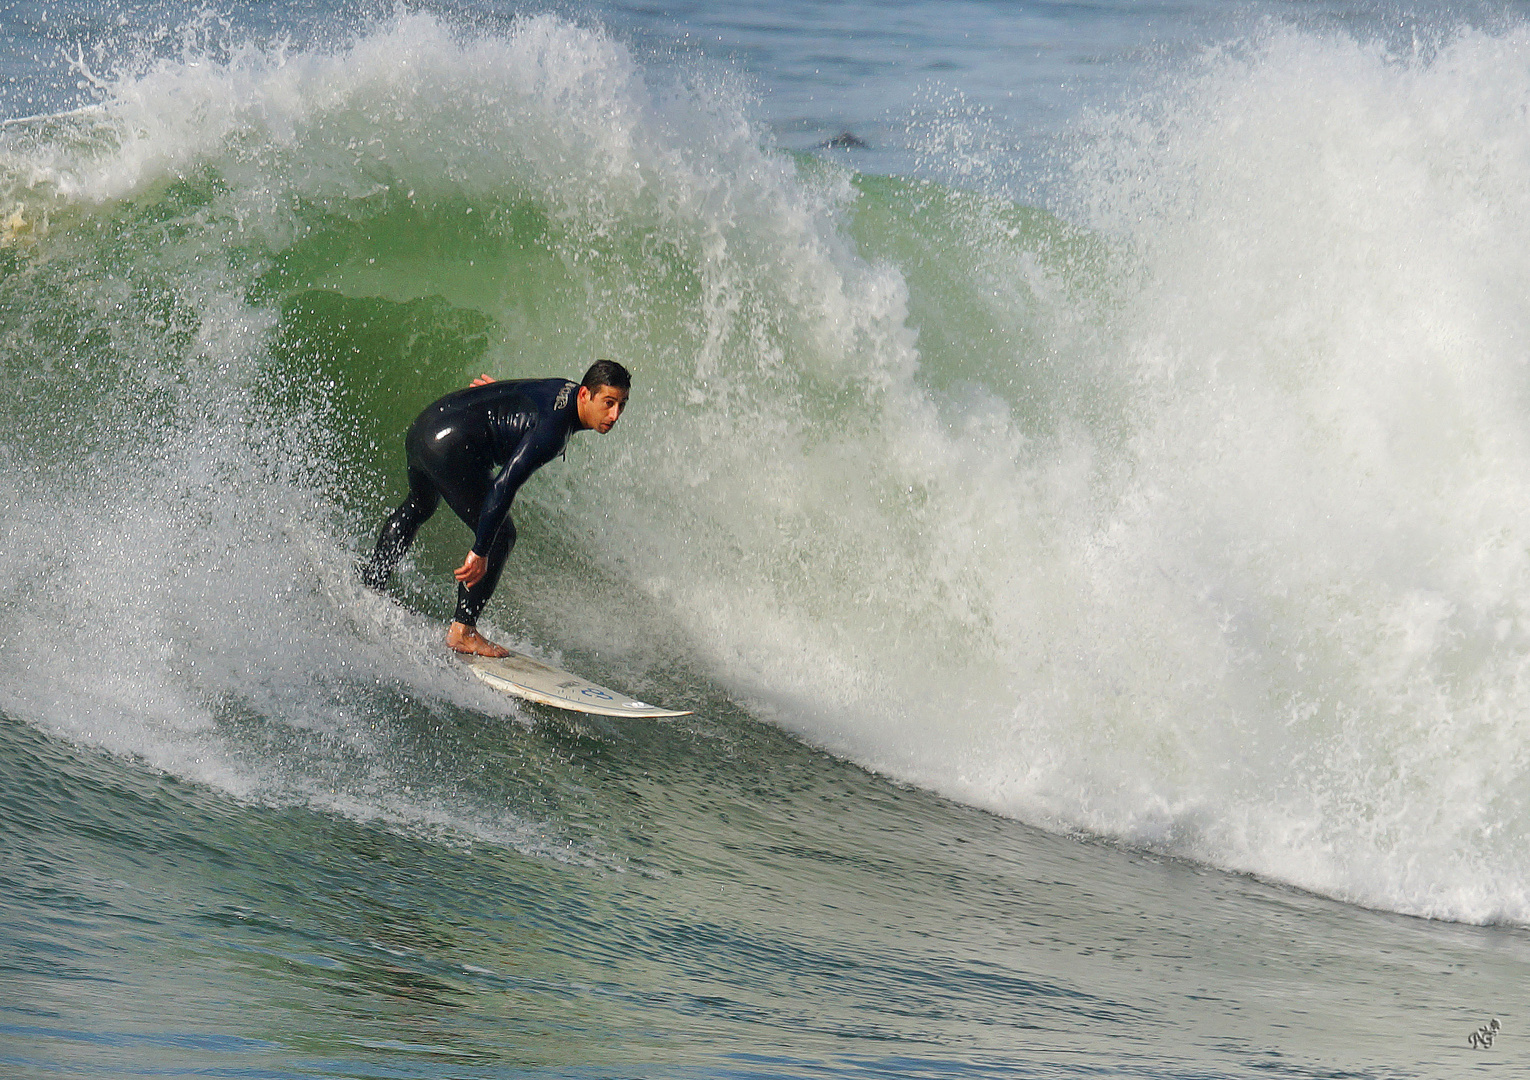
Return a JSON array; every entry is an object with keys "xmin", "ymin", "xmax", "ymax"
[
  {"xmin": 361, "ymin": 486, "xmax": 441, "ymax": 590},
  {"xmin": 357, "ymin": 555, "xmax": 387, "ymax": 590}
]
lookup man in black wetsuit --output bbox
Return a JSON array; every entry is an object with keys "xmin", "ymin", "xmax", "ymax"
[{"xmin": 360, "ymin": 359, "xmax": 630, "ymax": 657}]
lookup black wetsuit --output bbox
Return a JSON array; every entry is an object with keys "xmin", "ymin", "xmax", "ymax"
[{"xmin": 361, "ymin": 378, "xmax": 584, "ymax": 626}]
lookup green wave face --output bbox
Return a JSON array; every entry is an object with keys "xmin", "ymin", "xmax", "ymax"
[{"xmin": 0, "ymin": 12, "xmax": 1103, "ymax": 658}]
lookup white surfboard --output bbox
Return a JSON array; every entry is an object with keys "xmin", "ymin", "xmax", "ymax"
[{"xmin": 461, "ymin": 651, "xmax": 692, "ymax": 718}]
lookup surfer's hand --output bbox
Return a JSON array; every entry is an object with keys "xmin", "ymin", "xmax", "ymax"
[
  {"xmin": 454, "ymin": 551, "xmax": 488, "ymax": 587},
  {"xmin": 469, "ymin": 373, "xmax": 495, "ymax": 387}
]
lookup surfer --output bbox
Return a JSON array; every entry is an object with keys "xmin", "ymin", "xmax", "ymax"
[{"xmin": 359, "ymin": 359, "xmax": 630, "ymax": 657}]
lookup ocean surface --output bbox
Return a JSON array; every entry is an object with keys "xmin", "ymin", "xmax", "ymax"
[{"xmin": 4, "ymin": 1, "xmax": 1530, "ymax": 1076}]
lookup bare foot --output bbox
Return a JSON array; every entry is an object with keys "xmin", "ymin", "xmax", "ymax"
[{"xmin": 446, "ymin": 622, "xmax": 511, "ymax": 658}]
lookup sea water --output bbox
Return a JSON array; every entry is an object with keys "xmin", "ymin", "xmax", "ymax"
[{"xmin": 2, "ymin": 2, "xmax": 1529, "ymax": 1077}]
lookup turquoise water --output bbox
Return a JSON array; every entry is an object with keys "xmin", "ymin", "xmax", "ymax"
[{"xmin": 3, "ymin": 2, "xmax": 1530, "ymax": 1076}]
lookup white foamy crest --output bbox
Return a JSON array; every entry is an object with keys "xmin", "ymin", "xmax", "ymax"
[
  {"xmin": 0, "ymin": 11, "xmax": 673, "ymax": 232},
  {"xmin": 784, "ymin": 24, "xmax": 1530, "ymax": 923}
]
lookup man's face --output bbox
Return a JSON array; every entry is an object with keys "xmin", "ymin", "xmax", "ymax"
[{"xmin": 577, "ymin": 384, "xmax": 628, "ymax": 433}]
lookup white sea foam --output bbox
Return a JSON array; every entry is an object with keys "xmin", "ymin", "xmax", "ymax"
[{"xmin": 586, "ymin": 22, "xmax": 1530, "ymax": 924}]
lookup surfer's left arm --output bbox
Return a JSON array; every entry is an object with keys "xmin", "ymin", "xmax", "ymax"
[
  {"xmin": 453, "ymin": 419, "xmax": 561, "ymax": 587},
  {"xmin": 454, "ymin": 550, "xmax": 490, "ymax": 586}
]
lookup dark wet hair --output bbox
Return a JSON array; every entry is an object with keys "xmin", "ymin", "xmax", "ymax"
[{"xmin": 581, "ymin": 358, "xmax": 631, "ymax": 393}]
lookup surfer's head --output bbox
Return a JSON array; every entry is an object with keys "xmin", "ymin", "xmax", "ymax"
[
  {"xmin": 581, "ymin": 358, "xmax": 630, "ymax": 395},
  {"xmin": 577, "ymin": 358, "xmax": 630, "ymax": 434}
]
